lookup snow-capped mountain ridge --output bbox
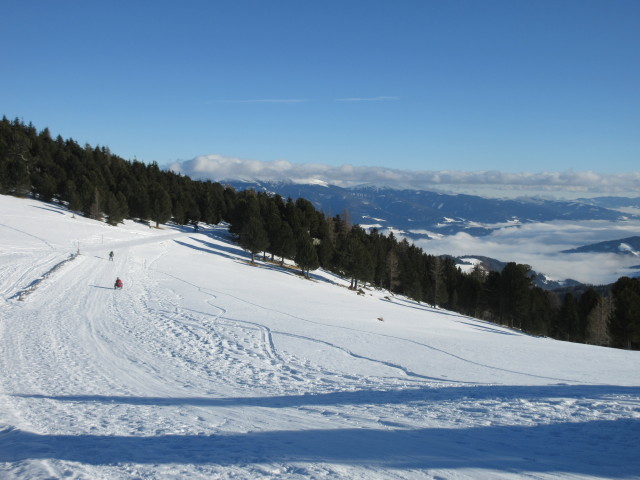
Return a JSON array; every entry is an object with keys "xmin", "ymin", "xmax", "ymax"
[
  {"xmin": 224, "ymin": 179, "xmax": 633, "ymax": 239},
  {"xmin": 562, "ymin": 236, "xmax": 640, "ymax": 256}
]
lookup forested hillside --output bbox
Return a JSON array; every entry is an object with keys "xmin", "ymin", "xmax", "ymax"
[{"xmin": 1, "ymin": 116, "xmax": 638, "ymax": 349}]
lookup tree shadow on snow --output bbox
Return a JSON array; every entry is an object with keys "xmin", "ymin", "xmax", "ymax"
[
  {"xmin": 31, "ymin": 205, "xmax": 67, "ymax": 215},
  {"xmin": 1, "ymin": 417, "xmax": 638, "ymax": 477},
  {"xmin": 174, "ymin": 238, "xmax": 339, "ymax": 287},
  {"xmin": 381, "ymin": 297, "xmax": 467, "ymax": 319},
  {"xmin": 173, "ymin": 238, "xmax": 244, "ymax": 262},
  {"xmin": 16, "ymin": 384, "xmax": 640, "ymax": 410},
  {"xmin": 162, "ymin": 223, "xmax": 199, "ymax": 233},
  {"xmin": 381, "ymin": 297, "xmax": 524, "ymax": 337}
]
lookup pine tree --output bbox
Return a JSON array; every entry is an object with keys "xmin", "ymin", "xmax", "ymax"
[
  {"xmin": 609, "ymin": 277, "xmax": 640, "ymax": 349},
  {"xmin": 578, "ymin": 288, "xmax": 601, "ymax": 343},
  {"xmin": 89, "ymin": 187, "xmax": 103, "ymax": 221},
  {"xmin": 276, "ymin": 223, "xmax": 296, "ymax": 265},
  {"xmin": 386, "ymin": 247, "xmax": 400, "ymax": 292},
  {"xmin": 429, "ymin": 256, "xmax": 444, "ymax": 307},
  {"xmin": 265, "ymin": 206, "xmax": 284, "ymax": 262},
  {"xmin": 106, "ymin": 191, "xmax": 128, "ymax": 225},
  {"xmin": 1, "ymin": 119, "xmax": 32, "ymax": 196},
  {"xmin": 585, "ymin": 294, "xmax": 611, "ymax": 346},
  {"xmin": 343, "ymin": 226, "xmax": 373, "ymax": 289},
  {"xmin": 32, "ymin": 172, "xmax": 57, "ymax": 202},
  {"xmin": 525, "ymin": 288, "xmax": 554, "ymax": 336},
  {"xmin": 498, "ymin": 263, "xmax": 532, "ymax": 329},
  {"xmin": 295, "ymin": 231, "xmax": 319, "ymax": 278},
  {"xmin": 457, "ymin": 264, "xmax": 484, "ymax": 317},
  {"xmin": 1, "ymin": 153, "xmax": 31, "ymax": 196},
  {"xmin": 149, "ymin": 183, "xmax": 172, "ymax": 227},
  {"xmin": 184, "ymin": 195, "xmax": 201, "ymax": 226},
  {"xmin": 315, "ymin": 216, "xmax": 334, "ymax": 269},
  {"xmin": 555, "ymin": 293, "xmax": 580, "ymax": 341},
  {"xmin": 64, "ymin": 180, "xmax": 82, "ymax": 212},
  {"xmin": 239, "ymin": 215, "xmax": 269, "ymax": 264}
]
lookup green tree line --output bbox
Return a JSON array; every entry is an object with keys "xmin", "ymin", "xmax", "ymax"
[{"xmin": 1, "ymin": 116, "xmax": 638, "ymax": 350}]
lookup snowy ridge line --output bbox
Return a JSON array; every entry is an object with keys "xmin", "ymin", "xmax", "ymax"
[{"xmin": 8, "ymin": 253, "xmax": 77, "ymax": 301}]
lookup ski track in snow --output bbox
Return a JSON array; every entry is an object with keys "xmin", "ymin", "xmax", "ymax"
[
  {"xmin": 157, "ymin": 269, "xmax": 583, "ymax": 386},
  {"xmin": 1, "ymin": 195, "xmax": 639, "ymax": 480}
]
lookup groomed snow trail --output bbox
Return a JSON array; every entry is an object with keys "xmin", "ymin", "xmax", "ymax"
[{"xmin": 1, "ymin": 195, "xmax": 639, "ymax": 480}]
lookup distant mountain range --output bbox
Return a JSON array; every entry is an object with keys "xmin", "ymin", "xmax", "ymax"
[
  {"xmin": 577, "ymin": 196, "xmax": 640, "ymax": 210},
  {"xmin": 562, "ymin": 236, "xmax": 640, "ymax": 256},
  {"xmin": 223, "ymin": 180, "xmax": 640, "ymax": 288},
  {"xmin": 224, "ymin": 180, "xmax": 636, "ymax": 239}
]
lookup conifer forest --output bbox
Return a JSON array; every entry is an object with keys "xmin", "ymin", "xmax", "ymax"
[{"xmin": 1, "ymin": 117, "xmax": 638, "ymax": 350}]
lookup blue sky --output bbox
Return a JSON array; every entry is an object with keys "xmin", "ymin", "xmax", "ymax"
[{"xmin": 2, "ymin": 1, "xmax": 639, "ymax": 193}]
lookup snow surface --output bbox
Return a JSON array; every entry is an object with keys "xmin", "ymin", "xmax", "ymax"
[
  {"xmin": 1, "ymin": 194, "xmax": 639, "ymax": 480},
  {"xmin": 455, "ymin": 258, "xmax": 483, "ymax": 275}
]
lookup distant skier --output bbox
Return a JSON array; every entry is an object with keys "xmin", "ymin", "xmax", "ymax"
[
  {"xmin": 114, "ymin": 277, "xmax": 123, "ymax": 289},
  {"xmin": 109, "ymin": 251, "xmax": 114, "ymax": 261}
]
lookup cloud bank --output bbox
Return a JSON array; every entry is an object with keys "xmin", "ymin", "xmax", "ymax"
[
  {"xmin": 169, "ymin": 155, "xmax": 640, "ymax": 198},
  {"xmin": 414, "ymin": 220, "xmax": 640, "ymax": 285}
]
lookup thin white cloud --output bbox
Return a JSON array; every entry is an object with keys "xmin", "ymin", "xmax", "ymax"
[
  {"xmin": 336, "ymin": 96, "xmax": 399, "ymax": 102},
  {"xmin": 169, "ymin": 155, "xmax": 640, "ymax": 198},
  {"xmin": 218, "ymin": 98, "xmax": 309, "ymax": 104},
  {"xmin": 216, "ymin": 96, "xmax": 399, "ymax": 104}
]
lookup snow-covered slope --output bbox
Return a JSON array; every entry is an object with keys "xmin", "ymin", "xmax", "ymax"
[{"xmin": 1, "ymin": 194, "xmax": 639, "ymax": 480}]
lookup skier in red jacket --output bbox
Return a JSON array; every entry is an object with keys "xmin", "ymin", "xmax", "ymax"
[{"xmin": 114, "ymin": 277, "xmax": 123, "ymax": 289}]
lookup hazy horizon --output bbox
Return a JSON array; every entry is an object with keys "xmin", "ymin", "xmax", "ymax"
[{"xmin": 169, "ymin": 155, "xmax": 640, "ymax": 200}]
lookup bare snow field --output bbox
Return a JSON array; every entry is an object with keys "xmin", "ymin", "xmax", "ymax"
[{"xmin": 1, "ymin": 194, "xmax": 639, "ymax": 479}]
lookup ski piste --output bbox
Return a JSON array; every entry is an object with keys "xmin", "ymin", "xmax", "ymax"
[{"xmin": 1, "ymin": 194, "xmax": 639, "ymax": 480}]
